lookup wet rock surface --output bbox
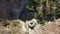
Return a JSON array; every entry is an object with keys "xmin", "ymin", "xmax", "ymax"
[{"xmin": 0, "ymin": 0, "xmax": 28, "ymax": 19}]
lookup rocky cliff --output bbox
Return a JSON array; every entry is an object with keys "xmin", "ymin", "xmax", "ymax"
[{"xmin": 0, "ymin": 19, "xmax": 60, "ymax": 34}]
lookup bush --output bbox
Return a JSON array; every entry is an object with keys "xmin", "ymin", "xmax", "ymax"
[
  {"xmin": 11, "ymin": 20, "xmax": 20, "ymax": 27},
  {"xmin": 1, "ymin": 20, "xmax": 10, "ymax": 26}
]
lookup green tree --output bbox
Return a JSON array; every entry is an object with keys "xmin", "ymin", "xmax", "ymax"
[{"xmin": 26, "ymin": 0, "xmax": 60, "ymax": 24}]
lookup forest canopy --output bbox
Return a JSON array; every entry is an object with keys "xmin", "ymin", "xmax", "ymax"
[{"xmin": 26, "ymin": 0, "xmax": 60, "ymax": 24}]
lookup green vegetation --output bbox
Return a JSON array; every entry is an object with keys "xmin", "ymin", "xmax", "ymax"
[
  {"xmin": 26, "ymin": 0, "xmax": 60, "ymax": 24},
  {"xmin": 11, "ymin": 20, "xmax": 20, "ymax": 27},
  {"xmin": 1, "ymin": 20, "xmax": 10, "ymax": 26}
]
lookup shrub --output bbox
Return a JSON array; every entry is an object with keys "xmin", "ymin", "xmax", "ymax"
[{"xmin": 1, "ymin": 20, "xmax": 10, "ymax": 26}]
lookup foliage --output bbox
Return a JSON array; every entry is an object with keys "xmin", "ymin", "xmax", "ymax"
[
  {"xmin": 49, "ymin": 0, "xmax": 55, "ymax": 6},
  {"xmin": 26, "ymin": 0, "xmax": 39, "ymax": 11},
  {"xmin": 1, "ymin": 20, "xmax": 10, "ymax": 26},
  {"xmin": 26, "ymin": 0, "xmax": 60, "ymax": 24},
  {"xmin": 39, "ymin": 0, "xmax": 45, "ymax": 3},
  {"xmin": 11, "ymin": 20, "xmax": 20, "ymax": 27}
]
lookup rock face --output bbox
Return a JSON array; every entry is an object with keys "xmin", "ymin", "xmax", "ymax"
[
  {"xmin": 27, "ymin": 19, "xmax": 60, "ymax": 34},
  {"xmin": 0, "ymin": 19, "xmax": 60, "ymax": 34},
  {"xmin": 0, "ymin": 0, "xmax": 28, "ymax": 19}
]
